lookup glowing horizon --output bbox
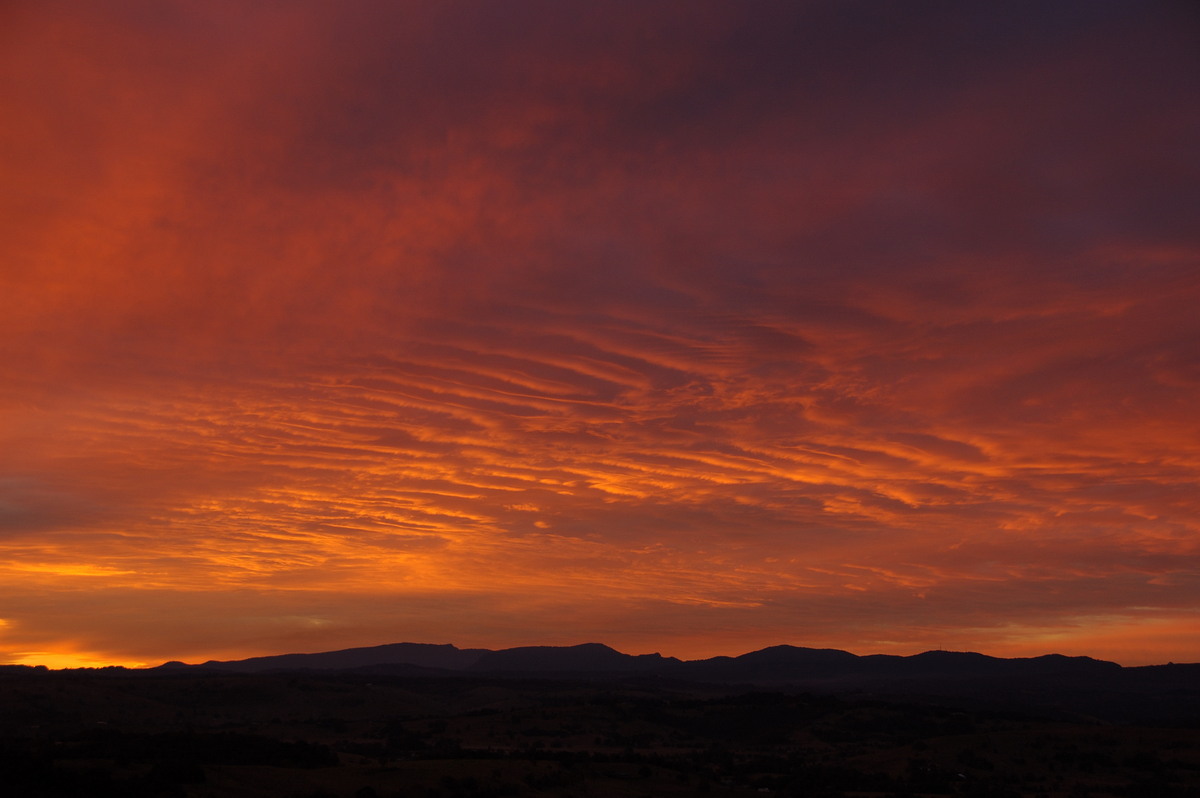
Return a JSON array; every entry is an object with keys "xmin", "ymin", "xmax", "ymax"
[{"xmin": 2, "ymin": 0, "xmax": 1198, "ymax": 669}]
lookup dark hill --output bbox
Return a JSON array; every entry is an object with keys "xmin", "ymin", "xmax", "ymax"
[
  {"xmin": 124, "ymin": 642, "xmax": 1200, "ymax": 723},
  {"xmin": 187, "ymin": 642, "xmax": 486, "ymax": 673},
  {"xmin": 159, "ymin": 640, "xmax": 1129, "ymax": 690},
  {"xmin": 470, "ymin": 643, "xmax": 680, "ymax": 673}
]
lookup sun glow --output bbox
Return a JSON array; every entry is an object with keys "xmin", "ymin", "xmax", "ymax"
[{"xmin": 5, "ymin": 650, "xmax": 151, "ymax": 670}]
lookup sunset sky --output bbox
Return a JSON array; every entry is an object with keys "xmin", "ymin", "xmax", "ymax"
[{"xmin": 2, "ymin": 0, "xmax": 1198, "ymax": 669}]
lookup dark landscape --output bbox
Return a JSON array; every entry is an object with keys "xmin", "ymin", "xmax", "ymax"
[{"xmin": 4, "ymin": 643, "xmax": 1199, "ymax": 798}]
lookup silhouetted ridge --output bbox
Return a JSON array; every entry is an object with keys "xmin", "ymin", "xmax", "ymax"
[
  {"xmin": 195, "ymin": 642, "xmax": 485, "ymax": 673},
  {"xmin": 155, "ymin": 641, "xmax": 1137, "ymax": 689},
  {"xmin": 1026, "ymin": 653, "xmax": 1121, "ymax": 673},
  {"xmin": 471, "ymin": 643, "xmax": 679, "ymax": 673},
  {"xmin": 736, "ymin": 645, "xmax": 859, "ymax": 664},
  {"xmin": 678, "ymin": 645, "xmax": 858, "ymax": 681}
]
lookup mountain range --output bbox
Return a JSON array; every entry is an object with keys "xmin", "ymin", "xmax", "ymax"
[
  {"xmin": 149, "ymin": 642, "xmax": 1200, "ymax": 724},
  {"xmin": 156, "ymin": 640, "xmax": 1175, "ymax": 683}
]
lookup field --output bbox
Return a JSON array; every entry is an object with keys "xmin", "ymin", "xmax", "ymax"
[{"xmin": 2, "ymin": 669, "xmax": 1198, "ymax": 797}]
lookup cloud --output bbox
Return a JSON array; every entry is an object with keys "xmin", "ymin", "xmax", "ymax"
[{"xmin": 1, "ymin": 0, "xmax": 1198, "ymax": 667}]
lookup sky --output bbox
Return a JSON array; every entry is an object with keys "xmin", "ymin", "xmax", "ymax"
[{"xmin": 2, "ymin": 0, "xmax": 1198, "ymax": 669}]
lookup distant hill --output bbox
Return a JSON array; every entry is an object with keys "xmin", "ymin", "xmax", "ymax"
[
  {"xmin": 187, "ymin": 642, "xmax": 488, "ymax": 673},
  {"xmin": 0, "ymin": 642, "xmax": 1179, "ymax": 724},
  {"xmin": 140, "ymin": 641, "xmax": 1200, "ymax": 722},
  {"xmin": 470, "ymin": 642, "xmax": 681, "ymax": 673},
  {"xmin": 160, "ymin": 640, "xmax": 1125, "ymax": 685}
]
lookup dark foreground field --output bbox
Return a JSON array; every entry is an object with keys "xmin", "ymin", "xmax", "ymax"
[{"xmin": 2, "ymin": 669, "xmax": 1198, "ymax": 798}]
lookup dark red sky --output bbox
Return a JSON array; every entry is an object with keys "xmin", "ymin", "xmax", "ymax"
[{"xmin": 2, "ymin": 0, "xmax": 1198, "ymax": 667}]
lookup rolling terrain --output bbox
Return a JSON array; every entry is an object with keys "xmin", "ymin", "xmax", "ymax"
[{"xmin": 3, "ymin": 643, "xmax": 1198, "ymax": 797}]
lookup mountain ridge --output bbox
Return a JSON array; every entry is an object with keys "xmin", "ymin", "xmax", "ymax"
[
  {"xmin": 154, "ymin": 640, "xmax": 1136, "ymax": 683},
  {"xmin": 11, "ymin": 640, "xmax": 1197, "ymax": 724}
]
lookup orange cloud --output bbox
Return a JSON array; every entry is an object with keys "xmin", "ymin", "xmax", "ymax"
[{"xmin": 2, "ymin": 0, "xmax": 1198, "ymax": 669}]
